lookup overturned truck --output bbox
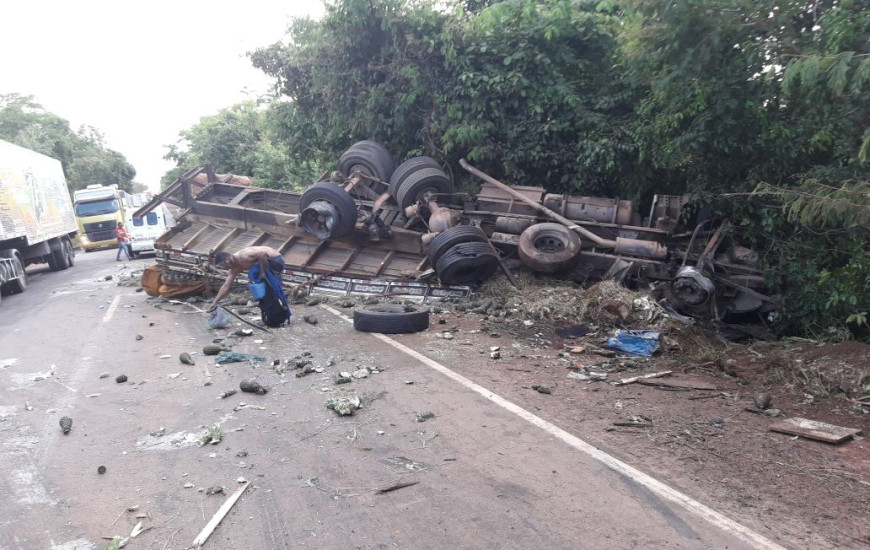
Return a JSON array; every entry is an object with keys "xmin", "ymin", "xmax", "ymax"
[{"xmin": 135, "ymin": 142, "xmax": 777, "ymax": 321}]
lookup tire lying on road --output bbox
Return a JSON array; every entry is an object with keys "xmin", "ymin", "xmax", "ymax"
[
  {"xmin": 427, "ymin": 225, "xmax": 488, "ymax": 268},
  {"xmin": 435, "ymin": 241, "xmax": 499, "ymax": 286},
  {"xmin": 517, "ymin": 222, "xmax": 582, "ymax": 273},
  {"xmin": 353, "ymin": 304, "xmax": 430, "ymax": 334}
]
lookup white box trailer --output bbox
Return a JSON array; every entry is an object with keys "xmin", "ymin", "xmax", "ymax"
[{"xmin": 0, "ymin": 139, "xmax": 77, "ymax": 300}]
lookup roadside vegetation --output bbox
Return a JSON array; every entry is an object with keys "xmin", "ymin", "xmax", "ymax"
[
  {"xmin": 0, "ymin": 93, "xmax": 140, "ymax": 193},
  {"xmin": 177, "ymin": 0, "xmax": 869, "ymax": 338},
  {"xmin": 4, "ymin": 0, "xmax": 868, "ymax": 337}
]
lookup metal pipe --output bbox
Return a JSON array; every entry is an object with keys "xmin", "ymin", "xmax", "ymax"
[{"xmin": 459, "ymin": 159, "xmax": 616, "ymax": 248}]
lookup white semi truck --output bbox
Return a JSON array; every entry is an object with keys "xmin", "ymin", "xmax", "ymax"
[{"xmin": 0, "ymin": 139, "xmax": 77, "ymax": 302}]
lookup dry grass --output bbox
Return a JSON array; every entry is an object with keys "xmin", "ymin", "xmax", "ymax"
[{"xmin": 477, "ymin": 274, "xmax": 669, "ymax": 330}]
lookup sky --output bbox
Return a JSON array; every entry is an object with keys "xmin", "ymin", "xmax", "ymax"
[{"xmin": 0, "ymin": 0, "xmax": 325, "ymax": 191}]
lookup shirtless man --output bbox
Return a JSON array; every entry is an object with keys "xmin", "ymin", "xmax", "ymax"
[{"xmin": 207, "ymin": 246, "xmax": 284, "ymax": 311}]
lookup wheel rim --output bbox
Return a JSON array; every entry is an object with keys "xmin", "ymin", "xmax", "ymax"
[
  {"xmin": 534, "ymin": 234, "xmax": 567, "ymax": 253},
  {"xmin": 300, "ymin": 200, "xmax": 340, "ymax": 240}
]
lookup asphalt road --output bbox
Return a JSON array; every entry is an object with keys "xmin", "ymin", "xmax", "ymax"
[{"xmin": 0, "ymin": 249, "xmax": 780, "ymax": 550}]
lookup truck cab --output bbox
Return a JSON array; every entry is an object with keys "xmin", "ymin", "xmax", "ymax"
[{"xmin": 73, "ymin": 184, "xmax": 127, "ymax": 251}]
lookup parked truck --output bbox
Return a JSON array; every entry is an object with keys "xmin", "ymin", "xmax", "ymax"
[
  {"xmin": 0, "ymin": 139, "xmax": 77, "ymax": 301},
  {"xmin": 73, "ymin": 184, "xmax": 127, "ymax": 251}
]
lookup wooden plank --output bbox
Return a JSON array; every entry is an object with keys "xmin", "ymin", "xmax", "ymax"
[
  {"xmin": 180, "ymin": 223, "xmax": 215, "ymax": 251},
  {"xmin": 636, "ymin": 377, "xmax": 717, "ymax": 391},
  {"xmin": 769, "ymin": 417, "xmax": 862, "ymax": 444},
  {"xmin": 613, "ymin": 371, "xmax": 672, "ymax": 386},
  {"xmin": 190, "ymin": 481, "xmax": 250, "ymax": 547}
]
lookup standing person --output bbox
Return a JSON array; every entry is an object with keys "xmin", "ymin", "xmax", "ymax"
[
  {"xmin": 114, "ymin": 222, "xmax": 132, "ymax": 261},
  {"xmin": 207, "ymin": 246, "xmax": 291, "ymax": 326}
]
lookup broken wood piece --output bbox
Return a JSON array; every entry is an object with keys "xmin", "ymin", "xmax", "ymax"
[
  {"xmin": 769, "ymin": 417, "xmax": 862, "ymax": 444},
  {"xmin": 130, "ymin": 521, "xmax": 151, "ymax": 538},
  {"xmin": 612, "ymin": 421, "xmax": 652, "ymax": 428},
  {"xmin": 377, "ymin": 480, "xmax": 420, "ymax": 494},
  {"xmin": 613, "ymin": 370, "xmax": 673, "ymax": 386},
  {"xmin": 688, "ymin": 393, "xmax": 724, "ymax": 401},
  {"xmin": 190, "ymin": 481, "xmax": 250, "ymax": 547},
  {"xmin": 636, "ymin": 377, "xmax": 717, "ymax": 391}
]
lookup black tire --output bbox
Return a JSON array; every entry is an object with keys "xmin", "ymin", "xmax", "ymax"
[
  {"xmin": 389, "ymin": 156, "xmax": 442, "ymax": 199},
  {"xmin": 50, "ymin": 239, "xmax": 70, "ymax": 271},
  {"xmin": 394, "ymin": 167, "xmax": 454, "ymax": 211},
  {"xmin": 337, "ymin": 141, "xmax": 395, "ymax": 191},
  {"xmin": 435, "ymin": 242, "xmax": 499, "ymax": 286},
  {"xmin": 0, "ymin": 250, "xmax": 27, "ymax": 294},
  {"xmin": 353, "ymin": 304, "xmax": 430, "ymax": 334},
  {"xmin": 299, "ymin": 182, "xmax": 359, "ymax": 239},
  {"xmin": 517, "ymin": 223, "xmax": 582, "ymax": 273},
  {"xmin": 427, "ymin": 225, "xmax": 488, "ymax": 267},
  {"xmin": 64, "ymin": 238, "xmax": 75, "ymax": 267}
]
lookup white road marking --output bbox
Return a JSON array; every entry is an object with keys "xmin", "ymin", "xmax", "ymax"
[
  {"xmin": 323, "ymin": 304, "xmax": 787, "ymax": 550},
  {"xmin": 102, "ymin": 295, "xmax": 121, "ymax": 323}
]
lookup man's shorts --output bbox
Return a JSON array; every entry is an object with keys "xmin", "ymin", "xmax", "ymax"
[{"xmin": 267, "ymin": 255, "xmax": 285, "ymax": 276}]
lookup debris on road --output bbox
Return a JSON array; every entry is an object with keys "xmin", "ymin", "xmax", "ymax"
[
  {"xmin": 99, "ymin": 372, "xmax": 110, "ymax": 379},
  {"xmin": 219, "ymin": 389, "xmax": 237, "ymax": 399},
  {"xmin": 416, "ymin": 411, "xmax": 435, "ymax": 422},
  {"xmin": 745, "ymin": 407, "xmax": 782, "ymax": 417},
  {"xmin": 206, "ymin": 308, "xmax": 230, "ymax": 329},
  {"xmin": 326, "ymin": 394, "xmax": 361, "ymax": 416},
  {"xmin": 31, "ymin": 365, "xmax": 57, "ymax": 381},
  {"xmin": 377, "ymin": 480, "xmax": 420, "ymax": 494},
  {"xmin": 568, "ymin": 371, "xmax": 608, "ymax": 382},
  {"xmin": 199, "ymin": 426, "xmax": 222, "ymax": 446},
  {"xmin": 295, "ymin": 363, "xmax": 317, "ymax": 377},
  {"xmin": 613, "ymin": 415, "xmax": 653, "ymax": 428},
  {"xmin": 607, "ymin": 330, "xmax": 661, "ymax": 357},
  {"xmin": 179, "ymin": 352, "xmax": 195, "ymax": 365},
  {"xmin": 215, "ymin": 351, "xmax": 266, "ymax": 364},
  {"xmin": 635, "ymin": 377, "xmax": 717, "ymax": 391},
  {"xmin": 202, "ymin": 344, "xmax": 225, "ymax": 356},
  {"xmin": 613, "ymin": 370, "xmax": 673, "ymax": 386},
  {"xmin": 115, "ymin": 374, "xmax": 128, "ymax": 383},
  {"xmin": 239, "ymin": 379, "xmax": 268, "ymax": 395},
  {"xmin": 754, "ymin": 393, "xmax": 772, "ymax": 410},
  {"xmin": 335, "ymin": 372, "xmax": 353, "ymax": 384},
  {"xmin": 303, "ymin": 315, "xmax": 319, "ymax": 325},
  {"xmin": 352, "ymin": 367, "xmax": 370, "ymax": 379},
  {"xmin": 59, "ymin": 416, "xmax": 72, "ymax": 434},
  {"xmin": 769, "ymin": 417, "xmax": 863, "ymax": 444},
  {"xmin": 190, "ymin": 481, "xmax": 250, "ymax": 548},
  {"xmin": 532, "ymin": 385, "xmax": 552, "ymax": 394},
  {"xmin": 205, "ymin": 485, "xmax": 225, "ymax": 496},
  {"xmin": 98, "ymin": 465, "xmax": 106, "ymax": 475}
]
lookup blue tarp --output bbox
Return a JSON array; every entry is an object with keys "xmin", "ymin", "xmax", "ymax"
[
  {"xmin": 606, "ymin": 330, "xmax": 661, "ymax": 357},
  {"xmin": 215, "ymin": 351, "xmax": 266, "ymax": 364}
]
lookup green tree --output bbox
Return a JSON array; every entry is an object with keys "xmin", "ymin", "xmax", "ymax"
[
  {"xmin": 0, "ymin": 93, "xmax": 137, "ymax": 192},
  {"xmin": 161, "ymin": 100, "xmax": 311, "ymax": 189}
]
